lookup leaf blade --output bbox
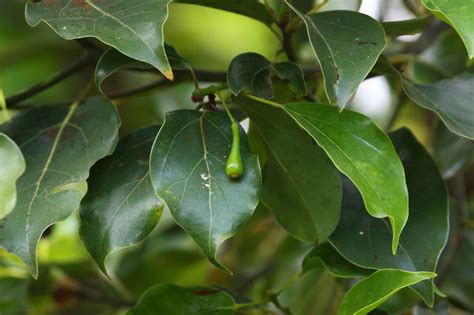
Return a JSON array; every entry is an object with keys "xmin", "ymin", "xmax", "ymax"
[
  {"xmin": 25, "ymin": 0, "xmax": 173, "ymax": 79},
  {"xmin": 338, "ymin": 269, "xmax": 436, "ymax": 315},
  {"xmin": 0, "ymin": 97, "xmax": 120, "ymax": 277},
  {"xmin": 284, "ymin": 102, "xmax": 408, "ymax": 254},
  {"xmin": 80, "ymin": 125, "xmax": 164, "ymax": 274},
  {"xmin": 236, "ymin": 96, "xmax": 341, "ymax": 242},
  {"xmin": 286, "ymin": 3, "xmax": 386, "ymax": 109},
  {"xmin": 149, "ymin": 110, "xmax": 261, "ymax": 271},
  {"xmin": 0, "ymin": 133, "xmax": 25, "ymax": 219}
]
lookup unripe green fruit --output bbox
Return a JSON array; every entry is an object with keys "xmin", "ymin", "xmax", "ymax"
[{"xmin": 226, "ymin": 123, "xmax": 243, "ymax": 179}]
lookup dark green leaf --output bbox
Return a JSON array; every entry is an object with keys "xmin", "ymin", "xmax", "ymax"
[
  {"xmin": 227, "ymin": 52, "xmax": 307, "ymax": 99},
  {"xmin": 95, "ymin": 45, "xmax": 190, "ymax": 97},
  {"xmin": 433, "ymin": 122, "xmax": 474, "ymax": 178},
  {"xmin": 0, "ymin": 133, "xmax": 25, "ymax": 219},
  {"xmin": 330, "ymin": 128, "xmax": 449, "ymax": 306},
  {"xmin": 441, "ymin": 229, "xmax": 474, "ymax": 311},
  {"xmin": 174, "ymin": 0, "xmax": 274, "ymax": 25},
  {"xmin": 25, "ymin": 0, "xmax": 173, "ymax": 79},
  {"xmin": 337, "ymin": 269, "xmax": 436, "ymax": 315},
  {"xmin": 80, "ymin": 125, "xmax": 164, "ymax": 274},
  {"xmin": 128, "ymin": 283, "xmax": 235, "ymax": 315},
  {"xmin": 273, "ymin": 62, "xmax": 308, "ymax": 98},
  {"xmin": 402, "ymin": 73, "xmax": 474, "ymax": 139},
  {"xmin": 236, "ymin": 96, "xmax": 341, "ymax": 242},
  {"xmin": 302, "ymin": 243, "xmax": 370, "ymax": 278},
  {"xmin": 0, "ymin": 97, "xmax": 120, "ymax": 277},
  {"xmin": 421, "ymin": 0, "xmax": 474, "ymax": 59},
  {"xmin": 286, "ymin": 3, "xmax": 386, "ymax": 109},
  {"xmin": 149, "ymin": 110, "xmax": 261, "ymax": 271},
  {"xmin": 283, "ymin": 101, "xmax": 408, "ymax": 254}
]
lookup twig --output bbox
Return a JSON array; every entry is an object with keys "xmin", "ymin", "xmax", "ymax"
[{"xmin": 5, "ymin": 52, "xmax": 95, "ymax": 107}]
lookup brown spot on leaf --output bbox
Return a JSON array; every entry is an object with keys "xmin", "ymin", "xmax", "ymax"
[
  {"xmin": 42, "ymin": 127, "xmax": 59, "ymax": 142},
  {"xmin": 73, "ymin": 0, "xmax": 91, "ymax": 10},
  {"xmin": 192, "ymin": 289, "xmax": 218, "ymax": 296},
  {"xmin": 42, "ymin": 0, "xmax": 58, "ymax": 5},
  {"xmin": 372, "ymin": 254, "xmax": 379, "ymax": 261}
]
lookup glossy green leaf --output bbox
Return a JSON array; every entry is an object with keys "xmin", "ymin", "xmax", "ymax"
[
  {"xmin": 284, "ymin": 101, "xmax": 408, "ymax": 254},
  {"xmin": 421, "ymin": 0, "xmax": 474, "ymax": 59},
  {"xmin": 95, "ymin": 45, "xmax": 190, "ymax": 97},
  {"xmin": 174, "ymin": 0, "xmax": 273, "ymax": 25},
  {"xmin": 286, "ymin": 3, "xmax": 386, "ymax": 109},
  {"xmin": 80, "ymin": 125, "xmax": 164, "ymax": 274},
  {"xmin": 433, "ymin": 122, "xmax": 474, "ymax": 178},
  {"xmin": 128, "ymin": 283, "xmax": 235, "ymax": 315},
  {"xmin": 149, "ymin": 110, "xmax": 261, "ymax": 271},
  {"xmin": 338, "ymin": 269, "xmax": 436, "ymax": 315},
  {"xmin": 227, "ymin": 52, "xmax": 307, "ymax": 99},
  {"xmin": 236, "ymin": 96, "xmax": 341, "ymax": 242},
  {"xmin": 0, "ymin": 97, "xmax": 120, "ymax": 277},
  {"xmin": 25, "ymin": 0, "xmax": 174, "ymax": 79},
  {"xmin": 402, "ymin": 73, "xmax": 474, "ymax": 139},
  {"xmin": 303, "ymin": 243, "xmax": 370, "ymax": 278},
  {"xmin": 330, "ymin": 128, "xmax": 449, "ymax": 306},
  {"xmin": 0, "ymin": 133, "xmax": 25, "ymax": 219}
]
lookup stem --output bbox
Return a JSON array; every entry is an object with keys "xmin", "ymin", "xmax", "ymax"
[
  {"xmin": 242, "ymin": 93, "xmax": 283, "ymax": 108},
  {"xmin": 193, "ymin": 83, "xmax": 229, "ymax": 99},
  {"xmin": 382, "ymin": 15, "xmax": 431, "ymax": 37},
  {"xmin": 0, "ymin": 88, "xmax": 10, "ymax": 121},
  {"xmin": 5, "ymin": 52, "xmax": 94, "ymax": 107}
]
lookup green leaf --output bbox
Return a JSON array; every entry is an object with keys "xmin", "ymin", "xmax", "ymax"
[
  {"xmin": 408, "ymin": 30, "xmax": 468, "ymax": 83},
  {"xmin": 283, "ymin": 101, "xmax": 408, "ymax": 254},
  {"xmin": 303, "ymin": 243, "xmax": 370, "ymax": 278},
  {"xmin": 441, "ymin": 230, "xmax": 474, "ymax": 311},
  {"xmin": 402, "ymin": 73, "xmax": 474, "ymax": 139},
  {"xmin": 286, "ymin": 3, "xmax": 386, "ymax": 109},
  {"xmin": 330, "ymin": 128, "xmax": 449, "ymax": 306},
  {"xmin": 338, "ymin": 269, "xmax": 436, "ymax": 315},
  {"xmin": 95, "ymin": 45, "xmax": 190, "ymax": 97},
  {"xmin": 0, "ymin": 133, "xmax": 25, "ymax": 219},
  {"xmin": 174, "ymin": 0, "xmax": 274, "ymax": 25},
  {"xmin": 375, "ymin": 56, "xmax": 474, "ymax": 139},
  {"xmin": 25, "ymin": 0, "xmax": 173, "ymax": 80},
  {"xmin": 149, "ymin": 110, "xmax": 261, "ymax": 272},
  {"xmin": 227, "ymin": 52, "xmax": 307, "ymax": 99},
  {"xmin": 80, "ymin": 125, "xmax": 164, "ymax": 274},
  {"xmin": 433, "ymin": 122, "xmax": 474, "ymax": 178},
  {"xmin": 236, "ymin": 96, "xmax": 341, "ymax": 242},
  {"xmin": 0, "ymin": 97, "xmax": 120, "ymax": 277},
  {"xmin": 128, "ymin": 283, "xmax": 235, "ymax": 315},
  {"xmin": 272, "ymin": 62, "xmax": 308, "ymax": 98},
  {"xmin": 421, "ymin": 0, "xmax": 474, "ymax": 59}
]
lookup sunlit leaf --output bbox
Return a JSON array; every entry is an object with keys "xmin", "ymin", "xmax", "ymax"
[
  {"xmin": 330, "ymin": 128, "xmax": 449, "ymax": 306},
  {"xmin": 286, "ymin": 3, "xmax": 386, "ymax": 109},
  {"xmin": 25, "ymin": 0, "xmax": 173, "ymax": 79},
  {"xmin": 338, "ymin": 269, "xmax": 436, "ymax": 315},
  {"xmin": 283, "ymin": 101, "xmax": 408, "ymax": 254},
  {"xmin": 0, "ymin": 97, "xmax": 120, "ymax": 277},
  {"xmin": 422, "ymin": 0, "xmax": 474, "ymax": 59},
  {"xmin": 0, "ymin": 133, "xmax": 25, "ymax": 219}
]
